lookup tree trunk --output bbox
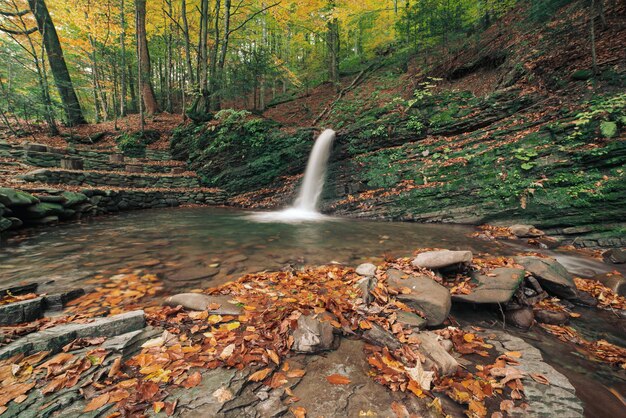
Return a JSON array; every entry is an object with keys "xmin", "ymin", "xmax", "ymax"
[
  {"xmin": 181, "ymin": 0, "xmax": 194, "ymax": 85},
  {"xmin": 120, "ymin": 0, "xmax": 127, "ymax": 116},
  {"xmin": 27, "ymin": 0, "xmax": 85, "ymax": 126},
  {"xmin": 326, "ymin": 17, "xmax": 340, "ymax": 87},
  {"xmin": 590, "ymin": 0, "xmax": 598, "ymax": 75},
  {"xmin": 135, "ymin": 0, "xmax": 159, "ymax": 115},
  {"xmin": 213, "ymin": 0, "xmax": 232, "ymax": 111}
]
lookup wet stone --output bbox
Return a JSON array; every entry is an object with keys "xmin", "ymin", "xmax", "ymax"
[
  {"xmin": 412, "ymin": 250, "xmax": 472, "ymax": 270},
  {"xmin": 355, "ymin": 263, "xmax": 377, "ymax": 277},
  {"xmin": 163, "ymin": 293, "xmax": 243, "ymax": 315},
  {"xmin": 453, "ymin": 268, "xmax": 525, "ymax": 304},
  {"xmin": 292, "ymin": 315, "xmax": 335, "ymax": 353},
  {"xmin": 513, "ymin": 256, "xmax": 578, "ymax": 300},
  {"xmin": 0, "ymin": 297, "xmax": 44, "ymax": 326}
]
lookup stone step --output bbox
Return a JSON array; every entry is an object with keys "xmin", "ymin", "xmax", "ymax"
[{"xmin": 19, "ymin": 168, "xmax": 200, "ymax": 189}]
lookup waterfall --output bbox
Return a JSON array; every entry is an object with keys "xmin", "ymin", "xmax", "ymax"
[
  {"xmin": 250, "ymin": 129, "xmax": 336, "ymax": 222},
  {"xmin": 293, "ymin": 129, "xmax": 336, "ymax": 212}
]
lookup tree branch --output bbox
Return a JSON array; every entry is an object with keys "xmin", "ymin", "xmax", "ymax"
[
  {"xmin": 228, "ymin": 2, "xmax": 280, "ymax": 35},
  {"xmin": 0, "ymin": 25, "xmax": 37, "ymax": 35},
  {"xmin": 0, "ymin": 8, "xmax": 29, "ymax": 17}
]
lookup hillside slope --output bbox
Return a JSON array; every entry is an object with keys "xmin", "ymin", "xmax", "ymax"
[{"xmin": 171, "ymin": 1, "xmax": 626, "ymax": 247}]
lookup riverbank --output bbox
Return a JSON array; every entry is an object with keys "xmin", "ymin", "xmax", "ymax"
[{"xmin": 0, "ymin": 244, "xmax": 624, "ymax": 417}]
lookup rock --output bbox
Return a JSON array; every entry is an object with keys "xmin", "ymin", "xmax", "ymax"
[
  {"xmin": 411, "ymin": 250, "xmax": 472, "ymax": 270},
  {"xmin": 569, "ymin": 291, "xmax": 598, "ymax": 307},
  {"xmin": 0, "ymin": 310, "xmax": 145, "ymax": 359},
  {"xmin": 167, "ymin": 266, "xmax": 220, "ymax": 282},
  {"xmin": 571, "ymin": 69, "xmax": 593, "ymax": 81},
  {"xmin": 534, "ymin": 309, "xmax": 569, "ymax": 325},
  {"xmin": 292, "ymin": 315, "xmax": 335, "ymax": 353},
  {"xmin": 355, "ymin": 263, "xmax": 377, "ymax": 277},
  {"xmin": 29, "ymin": 215, "xmax": 59, "ymax": 226},
  {"xmin": 356, "ymin": 276, "xmax": 376, "ymax": 306},
  {"xmin": 163, "ymin": 293, "xmax": 243, "ymax": 315},
  {"xmin": 7, "ymin": 217, "xmax": 22, "ymax": 229},
  {"xmin": 24, "ymin": 142, "xmax": 48, "ymax": 152},
  {"xmin": 0, "ymin": 217, "xmax": 11, "ymax": 232},
  {"xmin": 414, "ymin": 331, "xmax": 459, "ymax": 376},
  {"xmin": 362, "ymin": 323, "xmax": 402, "ymax": 351},
  {"xmin": 513, "ymin": 256, "xmax": 578, "ymax": 300},
  {"xmin": 60, "ymin": 157, "xmax": 84, "ymax": 170},
  {"xmin": 452, "ymin": 268, "xmax": 525, "ymax": 304},
  {"xmin": 0, "ymin": 187, "xmax": 39, "ymax": 206},
  {"xmin": 61, "ymin": 191, "xmax": 89, "ymax": 206},
  {"xmin": 0, "ymin": 297, "xmax": 44, "ymax": 326},
  {"xmin": 21, "ymin": 202, "xmax": 65, "ymax": 219},
  {"xmin": 125, "ymin": 165, "xmax": 143, "ymax": 173},
  {"xmin": 395, "ymin": 311, "xmax": 428, "ymax": 330},
  {"xmin": 0, "ymin": 283, "xmax": 38, "ymax": 297},
  {"xmin": 386, "ymin": 270, "xmax": 451, "ymax": 326},
  {"xmin": 223, "ymin": 254, "xmax": 248, "ymax": 264},
  {"xmin": 109, "ymin": 153, "xmax": 125, "ymax": 164},
  {"xmin": 486, "ymin": 330, "xmax": 584, "ymax": 417},
  {"xmin": 505, "ymin": 306, "xmax": 534, "ymax": 329},
  {"xmin": 602, "ymin": 248, "xmax": 626, "ymax": 264},
  {"xmin": 509, "ymin": 224, "xmax": 544, "ymax": 238},
  {"xmin": 593, "ymin": 273, "xmax": 626, "ymax": 297},
  {"xmin": 171, "ymin": 167, "xmax": 186, "ymax": 174},
  {"xmin": 43, "ymin": 289, "xmax": 85, "ymax": 311}
]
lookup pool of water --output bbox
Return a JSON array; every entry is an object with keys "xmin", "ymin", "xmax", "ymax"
[{"xmin": 1, "ymin": 207, "xmax": 624, "ymax": 416}]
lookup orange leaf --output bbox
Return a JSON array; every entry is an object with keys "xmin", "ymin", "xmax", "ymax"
[
  {"xmin": 248, "ymin": 368, "xmax": 272, "ymax": 382},
  {"xmin": 84, "ymin": 393, "xmax": 110, "ymax": 412},
  {"xmin": 326, "ymin": 374, "xmax": 351, "ymax": 385},
  {"xmin": 290, "ymin": 406, "xmax": 306, "ymax": 418},
  {"xmin": 287, "ymin": 369, "xmax": 306, "ymax": 378},
  {"xmin": 182, "ymin": 371, "xmax": 202, "ymax": 388},
  {"xmin": 266, "ymin": 349, "xmax": 280, "ymax": 365}
]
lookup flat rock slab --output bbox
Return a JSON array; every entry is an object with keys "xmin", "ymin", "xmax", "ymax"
[
  {"xmin": 0, "ymin": 310, "xmax": 145, "ymax": 359},
  {"xmin": 412, "ymin": 250, "xmax": 472, "ymax": 270},
  {"xmin": 0, "ymin": 297, "xmax": 44, "ymax": 326},
  {"xmin": 386, "ymin": 269, "xmax": 451, "ymax": 326},
  {"xmin": 509, "ymin": 224, "xmax": 544, "ymax": 238},
  {"xmin": 514, "ymin": 256, "xmax": 578, "ymax": 300},
  {"xmin": 290, "ymin": 338, "xmax": 439, "ymax": 418},
  {"xmin": 485, "ymin": 330, "xmax": 583, "ymax": 417},
  {"xmin": 396, "ymin": 310, "xmax": 428, "ymax": 330},
  {"xmin": 453, "ymin": 268, "xmax": 525, "ymax": 304},
  {"xmin": 163, "ymin": 293, "xmax": 243, "ymax": 315},
  {"xmin": 167, "ymin": 266, "xmax": 220, "ymax": 282}
]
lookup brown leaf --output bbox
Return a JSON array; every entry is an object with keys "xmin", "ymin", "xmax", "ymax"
[
  {"xmin": 266, "ymin": 349, "xmax": 280, "ymax": 365},
  {"xmin": 84, "ymin": 393, "xmax": 110, "ymax": 412},
  {"xmin": 326, "ymin": 374, "xmax": 351, "ymax": 385},
  {"xmin": 391, "ymin": 401, "xmax": 409, "ymax": 417},
  {"xmin": 165, "ymin": 400, "xmax": 177, "ymax": 416},
  {"xmin": 248, "ymin": 368, "xmax": 272, "ymax": 382},
  {"xmin": 287, "ymin": 369, "xmax": 306, "ymax": 378},
  {"xmin": 529, "ymin": 373, "xmax": 550, "ymax": 385},
  {"xmin": 182, "ymin": 371, "xmax": 202, "ymax": 388},
  {"xmin": 108, "ymin": 357, "xmax": 122, "ymax": 378}
]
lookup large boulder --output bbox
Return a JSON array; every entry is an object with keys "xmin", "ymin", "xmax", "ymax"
[
  {"xmin": 0, "ymin": 188, "xmax": 39, "ymax": 207},
  {"xmin": 163, "ymin": 293, "xmax": 243, "ymax": 315},
  {"xmin": 509, "ymin": 224, "xmax": 544, "ymax": 238},
  {"xmin": 0, "ymin": 217, "xmax": 11, "ymax": 232},
  {"xmin": 452, "ymin": 268, "xmax": 525, "ymax": 304},
  {"xmin": 61, "ymin": 191, "xmax": 89, "ymax": 207},
  {"xmin": 292, "ymin": 315, "xmax": 335, "ymax": 353},
  {"xmin": 513, "ymin": 256, "xmax": 578, "ymax": 300},
  {"xmin": 386, "ymin": 269, "xmax": 451, "ymax": 327},
  {"xmin": 411, "ymin": 250, "xmax": 472, "ymax": 270}
]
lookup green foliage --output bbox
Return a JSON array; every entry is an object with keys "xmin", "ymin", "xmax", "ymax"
[
  {"xmin": 406, "ymin": 116, "xmax": 425, "ymax": 134},
  {"xmin": 568, "ymin": 93, "xmax": 625, "ymax": 140},
  {"xmin": 116, "ymin": 133, "xmax": 146, "ymax": 158}
]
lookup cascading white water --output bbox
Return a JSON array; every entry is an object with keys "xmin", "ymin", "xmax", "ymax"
[{"xmin": 250, "ymin": 129, "xmax": 336, "ymax": 222}]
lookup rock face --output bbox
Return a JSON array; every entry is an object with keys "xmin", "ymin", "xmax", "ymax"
[
  {"xmin": 452, "ymin": 268, "xmax": 525, "ymax": 304},
  {"xmin": 386, "ymin": 269, "xmax": 451, "ymax": 327},
  {"xmin": 602, "ymin": 248, "xmax": 626, "ymax": 264},
  {"xmin": 163, "ymin": 293, "xmax": 243, "ymax": 315},
  {"xmin": 355, "ymin": 263, "xmax": 377, "ymax": 277},
  {"xmin": 411, "ymin": 250, "xmax": 472, "ymax": 270},
  {"xmin": 292, "ymin": 315, "xmax": 335, "ymax": 353},
  {"xmin": 534, "ymin": 309, "xmax": 569, "ymax": 325},
  {"xmin": 513, "ymin": 256, "xmax": 578, "ymax": 300},
  {"xmin": 509, "ymin": 224, "xmax": 544, "ymax": 238}
]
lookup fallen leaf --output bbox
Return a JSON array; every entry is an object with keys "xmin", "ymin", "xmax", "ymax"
[
  {"xmin": 266, "ymin": 349, "xmax": 280, "ymax": 365},
  {"xmin": 213, "ymin": 387, "xmax": 234, "ymax": 403},
  {"xmin": 248, "ymin": 368, "xmax": 272, "ymax": 382},
  {"xmin": 290, "ymin": 406, "xmax": 306, "ymax": 418},
  {"xmin": 84, "ymin": 393, "xmax": 110, "ymax": 412},
  {"xmin": 326, "ymin": 374, "xmax": 351, "ymax": 385},
  {"xmin": 529, "ymin": 373, "xmax": 550, "ymax": 385},
  {"xmin": 182, "ymin": 371, "xmax": 202, "ymax": 388},
  {"xmin": 505, "ymin": 351, "xmax": 522, "ymax": 358}
]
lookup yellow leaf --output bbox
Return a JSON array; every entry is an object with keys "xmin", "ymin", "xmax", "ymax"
[
  {"xmin": 222, "ymin": 321, "xmax": 240, "ymax": 331},
  {"xmin": 505, "ymin": 351, "xmax": 522, "ymax": 358},
  {"xmin": 463, "ymin": 333, "xmax": 475, "ymax": 343},
  {"xmin": 208, "ymin": 314, "xmax": 223, "ymax": 324},
  {"xmin": 248, "ymin": 368, "xmax": 272, "ymax": 382}
]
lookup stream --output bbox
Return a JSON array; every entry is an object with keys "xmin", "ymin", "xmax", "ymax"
[{"xmin": 1, "ymin": 207, "xmax": 624, "ymax": 416}]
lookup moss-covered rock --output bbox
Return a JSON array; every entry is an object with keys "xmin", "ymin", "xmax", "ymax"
[{"xmin": 0, "ymin": 188, "xmax": 39, "ymax": 207}]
